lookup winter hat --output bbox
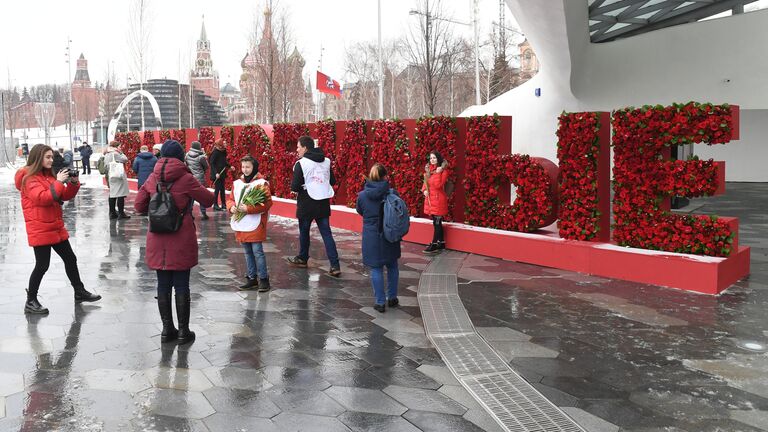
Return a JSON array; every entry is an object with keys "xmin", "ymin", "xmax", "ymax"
[
  {"xmin": 160, "ymin": 140, "xmax": 185, "ymax": 162},
  {"xmin": 190, "ymin": 141, "xmax": 202, "ymax": 151},
  {"xmin": 152, "ymin": 143, "xmax": 163, "ymax": 153}
]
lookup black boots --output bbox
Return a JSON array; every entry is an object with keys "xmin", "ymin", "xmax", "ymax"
[
  {"xmin": 24, "ymin": 290, "xmax": 49, "ymax": 314},
  {"xmin": 387, "ymin": 297, "xmax": 399, "ymax": 308},
  {"xmin": 157, "ymin": 292, "xmax": 178, "ymax": 343},
  {"xmin": 238, "ymin": 278, "xmax": 259, "ymax": 291},
  {"xmin": 74, "ymin": 285, "xmax": 102, "ymax": 302},
  {"xmin": 117, "ymin": 212, "xmax": 131, "ymax": 220},
  {"xmin": 175, "ymin": 293, "xmax": 195, "ymax": 345},
  {"xmin": 109, "ymin": 211, "xmax": 118, "ymax": 220}
]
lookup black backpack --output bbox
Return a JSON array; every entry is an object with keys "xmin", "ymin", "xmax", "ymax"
[{"xmin": 148, "ymin": 160, "xmax": 187, "ymax": 233}]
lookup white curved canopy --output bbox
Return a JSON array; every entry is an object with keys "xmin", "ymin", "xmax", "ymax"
[{"xmin": 106, "ymin": 90, "xmax": 163, "ymax": 142}]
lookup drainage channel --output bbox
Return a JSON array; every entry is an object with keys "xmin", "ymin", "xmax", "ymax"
[{"xmin": 417, "ymin": 251, "xmax": 586, "ymax": 432}]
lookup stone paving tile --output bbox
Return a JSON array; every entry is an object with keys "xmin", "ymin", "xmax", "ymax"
[
  {"xmin": 338, "ymin": 411, "xmax": 422, "ymax": 432},
  {"xmin": 267, "ymin": 388, "xmax": 346, "ymax": 416},
  {"xmin": 0, "ymin": 372, "xmax": 24, "ymax": 397},
  {"xmin": 324, "ymin": 385, "xmax": 407, "ymax": 415},
  {"xmin": 202, "ymin": 412, "xmax": 280, "ymax": 432},
  {"xmin": 402, "ymin": 410, "xmax": 486, "ymax": 432},
  {"xmin": 139, "ymin": 388, "xmax": 216, "ymax": 419},
  {"xmin": 202, "ymin": 386, "xmax": 281, "ymax": 418},
  {"xmin": 272, "ymin": 412, "xmax": 353, "ymax": 432},
  {"xmin": 417, "ymin": 364, "xmax": 461, "ymax": 386},
  {"xmin": 383, "ymin": 385, "xmax": 468, "ymax": 415}
]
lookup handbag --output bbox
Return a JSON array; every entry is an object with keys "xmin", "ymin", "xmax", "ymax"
[{"xmin": 107, "ymin": 153, "xmax": 125, "ymax": 180}]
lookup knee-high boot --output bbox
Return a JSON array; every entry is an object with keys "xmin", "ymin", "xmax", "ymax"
[
  {"xmin": 158, "ymin": 292, "xmax": 178, "ymax": 343},
  {"xmin": 175, "ymin": 293, "xmax": 196, "ymax": 344}
]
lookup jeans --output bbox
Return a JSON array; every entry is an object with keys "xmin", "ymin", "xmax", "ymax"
[
  {"xmin": 432, "ymin": 216, "xmax": 444, "ymax": 243},
  {"xmin": 29, "ymin": 240, "xmax": 83, "ymax": 297},
  {"xmin": 156, "ymin": 269, "xmax": 191, "ymax": 295},
  {"xmin": 298, "ymin": 217, "xmax": 339, "ymax": 268},
  {"xmin": 369, "ymin": 260, "xmax": 399, "ymax": 305},
  {"xmin": 82, "ymin": 158, "xmax": 91, "ymax": 174},
  {"xmin": 243, "ymin": 242, "xmax": 268, "ymax": 280}
]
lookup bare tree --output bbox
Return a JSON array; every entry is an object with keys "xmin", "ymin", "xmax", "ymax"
[
  {"xmin": 127, "ymin": 0, "xmax": 153, "ymax": 130},
  {"xmin": 343, "ymin": 40, "xmax": 403, "ymax": 119},
  {"xmin": 403, "ymin": 0, "xmax": 453, "ymax": 115}
]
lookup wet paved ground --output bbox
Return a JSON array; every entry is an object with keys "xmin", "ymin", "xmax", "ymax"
[
  {"xmin": 1, "ymin": 173, "xmax": 766, "ymax": 432},
  {"xmin": 458, "ymin": 183, "xmax": 768, "ymax": 432},
  {"xmin": 0, "ymin": 173, "xmax": 500, "ymax": 432}
]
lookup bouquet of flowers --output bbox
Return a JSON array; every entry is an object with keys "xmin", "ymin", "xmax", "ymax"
[{"xmin": 232, "ymin": 185, "xmax": 267, "ymax": 222}]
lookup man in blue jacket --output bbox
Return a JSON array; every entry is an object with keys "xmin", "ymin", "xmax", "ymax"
[{"xmin": 78, "ymin": 142, "xmax": 93, "ymax": 175}]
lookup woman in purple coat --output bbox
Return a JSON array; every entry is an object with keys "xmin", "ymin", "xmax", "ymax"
[{"xmin": 134, "ymin": 140, "xmax": 215, "ymax": 344}]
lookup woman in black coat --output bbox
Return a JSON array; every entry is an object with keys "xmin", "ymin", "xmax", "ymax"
[
  {"xmin": 208, "ymin": 138, "xmax": 231, "ymax": 210},
  {"xmin": 356, "ymin": 163, "xmax": 401, "ymax": 313}
]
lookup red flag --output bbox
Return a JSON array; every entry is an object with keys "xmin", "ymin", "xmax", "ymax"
[{"xmin": 316, "ymin": 71, "xmax": 342, "ymax": 98}]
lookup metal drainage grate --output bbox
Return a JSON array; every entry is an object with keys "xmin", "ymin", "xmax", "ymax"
[
  {"xmin": 419, "ymin": 295, "xmax": 475, "ymax": 335},
  {"xmin": 430, "ymin": 334, "xmax": 510, "ymax": 377},
  {"xmin": 417, "ymin": 251, "xmax": 586, "ymax": 432},
  {"xmin": 418, "ymin": 274, "xmax": 458, "ymax": 295},
  {"xmin": 462, "ymin": 372, "xmax": 585, "ymax": 432}
]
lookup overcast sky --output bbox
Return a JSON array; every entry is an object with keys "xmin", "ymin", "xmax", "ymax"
[{"xmin": 0, "ymin": 0, "xmax": 518, "ymax": 91}]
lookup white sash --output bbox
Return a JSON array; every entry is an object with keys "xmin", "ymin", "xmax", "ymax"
[
  {"xmin": 230, "ymin": 178, "xmax": 266, "ymax": 232},
  {"xmin": 299, "ymin": 158, "xmax": 334, "ymax": 200}
]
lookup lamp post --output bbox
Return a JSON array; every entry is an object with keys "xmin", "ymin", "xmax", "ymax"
[
  {"xmin": 377, "ymin": 0, "xmax": 384, "ymax": 119},
  {"xmin": 409, "ymin": 1, "xmax": 481, "ymax": 106},
  {"xmin": 65, "ymin": 38, "xmax": 74, "ymax": 151}
]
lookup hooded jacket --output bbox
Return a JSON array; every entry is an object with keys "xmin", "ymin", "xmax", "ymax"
[
  {"xmin": 291, "ymin": 147, "xmax": 336, "ymax": 220},
  {"xmin": 134, "ymin": 158, "xmax": 215, "ymax": 270},
  {"xmin": 226, "ymin": 173, "xmax": 273, "ymax": 243},
  {"xmin": 132, "ymin": 151, "xmax": 158, "ymax": 187},
  {"xmin": 185, "ymin": 147, "xmax": 209, "ymax": 184},
  {"xmin": 356, "ymin": 179, "xmax": 401, "ymax": 267},
  {"xmin": 14, "ymin": 168, "xmax": 80, "ymax": 247}
]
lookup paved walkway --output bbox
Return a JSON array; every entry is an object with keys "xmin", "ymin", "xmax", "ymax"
[
  {"xmin": 0, "ymin": 174, "xmax": 501, "ymax": 432},
  {"xmin": 1, "ymin": 173, "xmax": 766, "ymax": 432}
]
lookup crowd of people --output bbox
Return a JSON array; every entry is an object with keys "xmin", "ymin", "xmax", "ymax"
[{"xmin": 14, "ymin": 136, "xmax": 451, "ymax": 344}]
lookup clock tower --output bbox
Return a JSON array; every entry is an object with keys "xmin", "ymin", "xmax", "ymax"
[{"xmin": 190, "ymin": 17, "xmax": 220, "ymax": 102}]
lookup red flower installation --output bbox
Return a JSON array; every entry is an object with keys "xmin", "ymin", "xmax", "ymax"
[
  {"xmin": 115, "ymin": 131, "xmax": 141, "ymax": 179},
  {"xmin": 271, "ymin": 123, "xmax": 309, "ymax": 197},
  {"xmin": 414, "ymin": 116, "xmax": 457, "ymax": 219},
  {"xmin": 236, "ymin": 124, "xmax": 271, "ymax": 187},
  {"xmin": 171, "ymin": 129, "xmax": 186, "ymax": 147},
  {"xmin": 142, "ymin": 130, "xmax": 155, "ymax": 149},
  {"xmin": 314, "ymin": 119, "xmax": 339, "ymax": 202},
  {"xmin": 337, "ymin": 119, "xmax": 367, "ymax": 207},
  {"xmin": 556, "ymin": 112, "xmax": 602, "ymax": 240},
  {"xmin": 463, "ymin": 115, "xmax": 555, "ymax": 232},
  {"xmin": 159, "ymin": 130, "xmax": 171, "ymax": 143},
  {"xmin": 612, "ymin": 102, "xmax": 734, "ymax": 256},
  {"xmin": 219, "ymin": 126, "xmax": 240, "ymax": 191},
  {"xmin": 371, "ymin": 119, "xmax": 421, "ymax": 212},
  {"xmin": 198, "ymin": 127, "xmax": 215, "ymax": 156}
]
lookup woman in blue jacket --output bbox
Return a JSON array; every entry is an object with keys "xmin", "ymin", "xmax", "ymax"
[{"xmin": 356, "ymin": 163, "xmax": 400, "ymax": 313}]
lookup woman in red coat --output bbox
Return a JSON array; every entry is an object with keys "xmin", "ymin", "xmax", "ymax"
[
  {"xmin": 134, "ymin": 140, "xmax": 215, "ymax": 345},
  {"xmin": 421, "ymin": 151, "xmax": 450, "ymax": 254},
  {"xmin": 15, "ymin": 144, "xmax": 102, "ymax": 314}
]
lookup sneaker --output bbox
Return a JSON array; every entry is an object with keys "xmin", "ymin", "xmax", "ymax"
[
  {"xmin": 373, "ymin": 303, "xmax": 385, "ymax": 313},
  {"xmin": 286, "ymin": 256, "xmax": 308, "ymax": 268},
  {"xmin": 387, "ymin": 298, "xmax": 399, "ymax": 308},
  {"xmin": 436, "ymin": 241, "xmax": 446, "ymax": 251},
  {"xmin": 327, "ymin": 267, "xmax": 341, "ymax": 278},
  {"xmin": 238, "ymin": 278, "xmax": 259, "ymax": 291},
  {"xmin": 257, "ymin": 277, "xmax": 271, "ymax": 293},
  {"xmin": 423, "ymin": 243, "xmax": 438, "ymax": 254}
]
